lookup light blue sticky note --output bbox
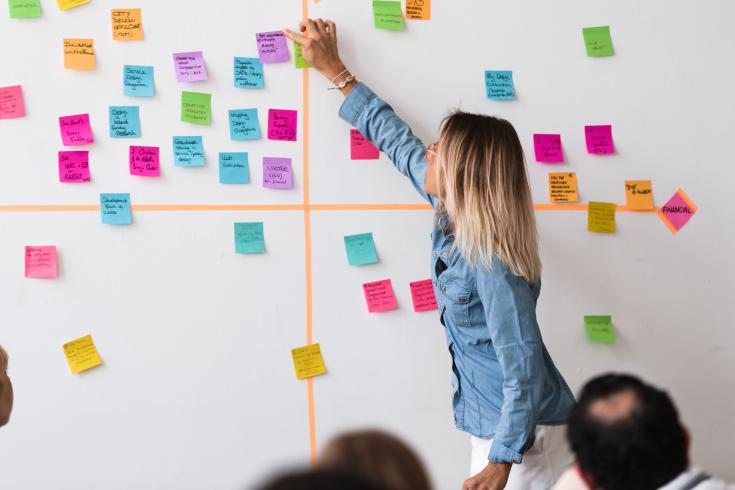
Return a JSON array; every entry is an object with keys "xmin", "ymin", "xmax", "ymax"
[
  {"xmin": 344, "ymin": 232, "xmax": 378, "ymax": 266},
  {"xmin": 109, "ymin": 106, "xmax": 141, "ymax": 138},
  {"xmin": 172, "ymin": 136, "xmax": 204, "ymax": 167},
  {"xmin": 100, "ymin": 193, "xmax": 132, "ymax": 225},
  {"xmin": 485, "ymin": 71, "xmax": 516, "ymax": 100},
  {"xmin": 234, "ymin": 57, "xmax": 264, "ymax": 89},
  {"xmin": 219, "ymin": 152, "xmax": 250, "ymax": 184},
  {"xmin": 234, "ymin": 222, "xmax": 265, "ymax": 254},
  {"xmin": 228, "ymin": 108, "xmax": 261, "ymax": 141},
  {"xmin": 123, "ymin": 65, "xmax": 154, "ymax": 97}
]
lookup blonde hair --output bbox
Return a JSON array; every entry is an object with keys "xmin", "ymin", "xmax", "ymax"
[{"xmin": 436, "ymin": 112, "xmax": 541, "ymax": 283}]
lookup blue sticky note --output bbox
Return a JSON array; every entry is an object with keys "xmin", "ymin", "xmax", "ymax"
[
  {"xmin": 123, "ymin": 65, "xmax": 154, "ymax": 97},
  {"xmin": 485, "ymin": 70, "xmax": 516, "ymax": 100},
  {"xmin": 219, "ymin": 152, "xmax": 250, "ymax": 184},
  {"xmin": 109, "ymin": 106, "xmax": 141, "ymax": 138},
  {"xmin": 234, "ymin": 57, "xmax": 264, "ymax": 89},
  {"xmin": 234, "ymin": 222, "xmax": 265, "ymax": 254},
  {"xmin": 172, "ymin": 136, "xmax": 204, "ymax": 167},
  {"xmin": 100, "ymin": 193, "xmax": 132, "ymax": 225},
  {"xmin": 344, "ymin": 232, "xmax": 378, "ymax": 266},
  {"xmin": 228, "ymin": 108, "xmax": 261, "ymax": 141}
]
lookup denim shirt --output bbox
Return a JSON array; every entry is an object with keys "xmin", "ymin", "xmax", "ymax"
[{"xmin": 339, "ymin": 83, "xmax": 576, "ymax": 464}]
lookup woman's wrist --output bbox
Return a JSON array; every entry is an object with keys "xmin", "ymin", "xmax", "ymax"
[{"xmin": 319, "ymin": 61, "xmax": 348, "ymax": 82}]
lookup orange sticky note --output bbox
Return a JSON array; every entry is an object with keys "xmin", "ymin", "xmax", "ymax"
[
  {"xmin": 291, "ymin": 343, "xmax": 327, "ymax": 380},
  {"xmin": 63, "ymin": 334, "xmax": 102, "ymax": 374},
  {"xmin": 63, "ymin": 38, "xmax": 95, "ymax": 70},
  {"xmin": 405, "ymin": 0, "xmax": 430, "ymax": 20},
  {"xmin": 624, "ymin": 180, "xmax": 654, "ymax": 210},
  {"xmin": 111, "ymin": 8, "xmax": 143, "ymax": 40},
  {"xmin": 548, "ymin": 172, "xmax": 579, "ymax": 203},
  {"xmin": 56, "ymin": 0, "xmax": 88, "ymax": 11}
]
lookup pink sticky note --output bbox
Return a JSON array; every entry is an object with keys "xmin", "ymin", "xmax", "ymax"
[
  {"xmin": 657, "ymin": 188, "xmax": 697, "ymax": 234},
  {"xmin": 255, "ymin": 31, "xmax": 289, "ymax": 63},
  {"xmin": 25, "ymin": 246, "xmax": 58, "ymax": 279},
  {"xmin": 173, "ymin": 51, "xmax": 208, "ymax": 82},
  {"xmin": 350, "ymin": 129, "xmax": 379, "ymax": 160},
  {"xmin": 410, "ymin": 279, "xmax": 438, "ymax": 312},
  {"xmin": 363, "ymin": 279, "xmax": 398, "ymax": 313},
  {"xmin": 263, "ymin": 157, "xmax": 293, "ymax": 189},
  {"xmin": 58, "ymin": 151, "xmax": 90, "ymax": 183},
  {"xmin": 129, "ymin": 145, "xmax": 160, "ymax": 176},
  {"xmin": 59, "ymin": 114, "xmax": 94, "ymax": 146},
  {"xmin": 267, "ymin": 108, "xmax": 297, "ymax": 141},
  {"xmin": 585, "ymin": 125, "xmax": 615, "ymax": 154},
  {"xmin": 533, "ymin": 134, "xmax": 563, "ymax": 163},
  {"xmin": 0, "ymin": 85, "xmax": 25, "ymax": 119}
]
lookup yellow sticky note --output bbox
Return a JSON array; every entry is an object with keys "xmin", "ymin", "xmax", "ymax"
[
  {"xmin": 63, "ymin": 334, "xmax": 102, "ymax": 374},
  {"xmin": 548, "ymin": 172, "xmax": 579, "ymax": 203},
  {"xmin": 291, "ymin": 343, "xmax": 327, "ymax": 380},
  {"xmin": 405, "ymin": 0, "xmax": 430, "ymax": 20},
  {"xmin": 624, "ymin": 180, "xmax": 654, "ymax": 210},
  {"xmin": 588, "ymin": 201, "xmax": 616, "ymax": 233},
  {"xmin": 56, "ymin": 0, "xmax": 89, "ymax": 11},
  {"xmin": 111, "ymin": 8, "xmax": 143, "ymax": 40},
  {"xmin": 63, "ymin": 38, "xmax": 95, "ymax": 70}
]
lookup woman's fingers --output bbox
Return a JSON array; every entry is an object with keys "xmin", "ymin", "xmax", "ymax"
[
  {"xmin": 325, "ymin": 20, "xmax": 336, "ymax": 38},
  {"xmin": 305, "ymin": 18, "xmax": 318, "ymax": 36},
  {"xmin": 283, "ymin": 28, "xmax": 309, "ymax": 45},
  {"xmin": 315, "ymin": 18, "xmax": 327, "ymax": 35}
]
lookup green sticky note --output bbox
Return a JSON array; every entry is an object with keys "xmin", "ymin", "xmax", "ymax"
[
  {"xmin": 584, "ymin": 316, "xmax": 615, "ymax": 343},
  {"xmin": 583, "ymin": 26, "xmax": 614, "ymax": 57},
  {"xmin": 373, "ymin": 0, "xmax": 404, "ymax": 30},
  {"xmin": 234, "ymin": 222, "xmax": 265, "ymax": 254},
  {"xmin": 181, "ymin": 91, "xmax": 211, "ymax": 125},
  {"xmin": 344, "ymin": 233, "xmax": 378, "ymax": 266},
  {"xmin": 294, "ymin": 43, "xmax": 309, "ymax": 69},
  {"xmin": 9, "ymin": 0, "xmax": 41, "ymax": 18}
]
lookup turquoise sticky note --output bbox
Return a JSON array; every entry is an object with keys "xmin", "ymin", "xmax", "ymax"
[
  {"xmin": 172, "ymin": 136, "xmax": 204, "ymax": 167},
  {"xmin": 219, "ymin": 152, "xmax": 249, "ymax": 184},
  {"xmin": 228, "ymin": 108, "xmax": 261, "ymax": 140},
  {"xmin": 485, "ymin": 70, "xmax": 516, "ymax": 100},
  {"xmin": 100, "ymin": 193, "xmax": 132, "ymax": 225},
  {"xmin": 234, "ymin": 222, "xmax": 265, "ymax": 254},
  {"xmin": 234, "ymin": 57, "xmax": 264, "ymax": 89},
  {"xmin": 123, "ymin": 65, "xmax": 154, "ymax": 97},
  {"xmin": 344, "ymin": 232, "xmax": 378, "ymax": 266},
  {"xmin": 109, "ymin": 106, "xmax": 141, "ymax": 138}
]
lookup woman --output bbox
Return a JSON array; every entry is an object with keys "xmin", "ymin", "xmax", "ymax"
[{"xmin": 284, "ymin": 19, "xmax": 576, "ymax": 490}]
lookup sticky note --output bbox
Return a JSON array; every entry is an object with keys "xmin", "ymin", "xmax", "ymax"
[
  {"xmin": 109, "ymin": 106, "xmax": 140, "ymax": 138},
  {"xmin": 181, "ymin": 91, "xmax": 211, "ymax": 125},
  {"xmin": 219, "ymin": 152, "xmax": 249, "ymax": 184},
  {"xmin": 657, "ymin": 188, "xmax": 697, "ymax": 234},
  {"xmin": 267, "ymin": 108, "xmax": 297, "ymax": 141},
  {"xmin": 548, "ymin": 173, "xmax": 578, "ymax": 203},
  {"xmin": 25, "ymin": 246, "xmax": 57, "ymax": 278},
  {"xmin": 234, "ymin": 57, "xmax": 264, "ymax": 88},
  {"xmin": 58, "ymin": 150, "xmax": 90, "ymax": 183},
  {"xmin": 173, "ymin": 51, "xmax": 208, "ymax": 82},
  {"xmin": 350, "ymin": 129, "xmax": 379, "ymax": 159},
  {"xmin": 410, "ymin": 279, "xmax": 438, "ymax": 312},
  {"xmin": 294, "ymin": 43, "xmax": 309, "ymax": 69},
  {"xmin": 405, "ymin": 0, "xmax": 430, "ymax": 20},
  {"xmin": 373, "ymin": 0, "xmax": 404, "ymax": 30},
  {"xmin": 100, "ymin": 193, "xmax": 132, "ymax": 225},
  {"xmin": 363, "ymin": 279, "xmax": 398, "ymax": 313},
  {"xmin": 624, "ymin": 180, "xmax": 654, "ymax": 210},
  {"xmin": 234, "ymin": 222, "xmax": 264, "ymax": 254},
  {"xmin": 291, "ymin": 343, "xmax": 327, "ymax": 380},
  {"xmin": 172, "ymin": 136, "xmax": 204, "ymax": 167},
  {"xmin": 256, "ymin": 31, "xmax": 289, "ymax": 63},
  {"xmin": 583, "ymin": 26, "xmax": 614, "ymax": 57},
  {"xmin": 344, "ymin": 233, "xmax": 378, "ymax": 266},
  {"xmin": 585, "ymin": 125, "xmax": 614, "ymax": 154},
  {"xmin": 129, "ymin": 146, "xmax": 159, "ymax": 176},
  {"xmin": 0, "ymin": 85, "xmax": 25, "ymax": 119},
  {"xmin": 59, "ymin": 114, "xmax": 93, "ymax": 146},
  {"xmin": 123, "ymin": 65, "xmax": 154, "ymax": 97},
  {"xmin": 63, "ymin": 38, "xmax": 95, "ymax": 70},
  {"xmin": 485, "ymin": 71, "xmax": 516, "ymax": 100},
  {"xmin": 56, "ymin": 0, "xmax": 87, "ymax": 10},
  {"xmin": 228, "ymin": 108, "xmax": 261, "ymax": 140},
  {"xmin": 588, "ymin": 201, "xmax": 616, "ymax": 233},
  {"xmin": 533, "ymin": 134, "xmax": 563, "ymax": 163},
  {"xmin": 63, "ymin": 334, "xmax": 102, "ymax": 374},
  {"xmin": 111, "ymin": 8, "xmax": 143, "ymax": 40},
  {"xmin": 263, "ymin": 157, "xmax": 293, "ymax": 189},
  {"xmin": 584, "ymin": 316, "xmax": 615, "ymax": 343},
  {"xmin": 9, "ymin": 0, "xmax": 41, "ymax": 18}
]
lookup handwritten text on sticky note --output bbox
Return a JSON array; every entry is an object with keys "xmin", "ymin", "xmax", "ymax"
[
  {"xmin": 410, "ymin": 279, "xmax": 438, "ymax": 312},
  {"xmin": 344, "ymin": 233, "xmax": 378, "ymax": 266},
  {"xmin": 0, "ymin": 85, "xmax": 25, "ymax": 119},
  {"xmin": 548, "ymin": 173, "xmax": 578, "ymax": 203},
  {"xmin": 533, "ymin": 134, "xmax": 563, "ymax": 163},
  {"xmin": 405, "ymin": 0, "xmax": 430, "ymax": 20},
  {"xmin": 267, "ymin": 109, "xmax": 297, "ymax": 141},
  {"xmin": 25, "ymin": 246, "xmax": 58, "ymax": 278},
  {"xmin": 173, "ymin": 51, "xmax": 208, "ymax": 82},
  {"xmin": 584, "ymin": 315, "xmax": 615, "ymax": 343},
  {"xmin": 173, "ymin": 136, "xmax": 204, "ymax": 167},
  {"xmin": 657, "ymin": 188, "xmax": 697, "ymax": 234},
  {"xmin": 229, "ymin": 108, "xmax": 260, "ymax": 140},
  {"xmin": 181, "ymin": 91, "xmax": 211, "ymax": 125},
  {"xmin": 100, "ymin": 193, "xmax": 132, "ymax": 225},
  {"xmin": 291, "ymin": 343, "xmax": 327, "ymax": 380},
  {"xmin": 583, "ymin": 26, "xmax": 614, "ymax": 57},
  {"xmin": 234, "ymin": 222, "xmax": 264, "ymax": 254},
  {"xmin": 9, "ymin": 0, "xmax": 41, "ymax": 18},
  {"xmin": 58, "ymin": 151, "xmax": 90, "ymax": 183},
  {"xmin": 485, "ymin": 71, "xmax": 516, "ymax": 100},
  {"xmin": 109, "ymin": 106, "xmax": 140, "ymax": 138},
  {"xmin": 256, "ymin": 31, "xmax": 289, "ymax": 63},
  {"xmin": 123, "ymin": 65, "xmax": 154, "ymax": 97},
  {"xmin": 588, "ymin": 201, "xmax": 616, "ymax": 233},
  {"xmin": 263, "ymin": 157, "xmax": 293, "ymax": 189},
  {"xmin": 363, "ymin": 279, "xmax": 398, "ymax": 313},
  {"xmin": 234, "ymin": 57, "xmax": 264, "ymax": 88},
  {"xmin": 129, "ymin": 146, "xmax": 159, "ymax": 176},
  {"xmin": 373, "ymin": 0, "xmax": 404, "ymax": 30},
  {"xmin": 63, "ymin": 38, "xmax": 95, "ymax": 70},
  {"xmin": 111, "ymin": 8, "xmax": 143, "ymax": 40},
  {"xmin": 219, "ymin": 152, "xmax": 249, "ymax": 184},
  {"xmin": 624, "ymin": 180, "xmax": 653, "ymax": 210},
  {"xmin": 63, "ymin": 334, "xmax": 102, "ymax": 374},
  {"xmin": 59, "ymin": 114, "xmax": 93, "ymax": 146},
  {"xmin": 585, "ymin": 125, "xmax": 614, "ymax": 154}
]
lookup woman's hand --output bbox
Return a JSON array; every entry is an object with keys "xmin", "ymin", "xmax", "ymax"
[
  {"xmin": 283, "ymin": 19, "xmax": 351, "ymax": 84},
  {"xmin": 462, "ymin": 463, "xmax": 512, "ymax": 490}
]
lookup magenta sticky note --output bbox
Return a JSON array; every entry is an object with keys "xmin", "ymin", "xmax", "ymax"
[
  {"xmin": 363, "ymin": 279, "xmax": 398, "ymax": 313},
  {"xmin": 350, "ymin": 129, "xmax": 379, "ymax": 160},
  {"xmin": 173, "ymin": 51, "xmax": 208, "ymax": 82},
  {"xmin": 657, "ymin": 188, "xmax": 697, "ymax": 234},
  {"xmin": 0, "ymin": 85, "xmax": 25, "ymax": 119},
  {"xmin": 58, "ymin": 151, "xmax": 90, "ymax": 183},
  {"xmin": 409, "ymin": 279, "xmax": 438, "ymax": 312},
  {"xmin": 255, "ymin": 31, "xmax": 289, "ymax": 63},
  {"xmin": 533, "ymin": 134, "xmax": 563, "ymax": 163},
  {"xmin": 585, "ymin": 125, "xmax": 615, "ymax": 154},
  {"xmin": 129, "ymin": 145, "xmax": 160, "ymax": 176},
  {"xmin": 59, "ymin": 114, "xmax": 94, "ymax": 146},
  {"xmin": 267, "ymin": 108, "xmax": 297, "ymax": 141},
  {"xmin": 263, "ymin": 157, "xmax": 293, "ymax": 189},
  {"xmin": 25, "ymin": 246, "xmax": 58, "ymax": 279}
]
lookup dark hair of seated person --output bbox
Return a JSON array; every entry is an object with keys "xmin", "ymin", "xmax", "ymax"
[{"xmin": 254, "ymin": 468, "xmax": 386, "ymax": 490}]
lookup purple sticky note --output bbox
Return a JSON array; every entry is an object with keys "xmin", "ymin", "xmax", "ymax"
[
  {"xmin": 267, "ymin": 108, "xmax": 297, "ymax": 141},
  {"xmin": 59, "ymin": 114, "xmax": 94, "ymax": 146},
  {"xmin": 533, "ymin": 134, "xmax": 563, "ymax": 163},
  {"xmin": 256, "ymin": 31, "xmax": 289, "ymax": 63},
  {"xmin": 129, "ymin": 145, "xmax": 160, "ymax": 176},
  {"xmin": 58, "ymin": 151, "xmax": 90, "ymax": 183},
  {"xmin": 263, "ymin": 157, "xmax": 293, "ymax": 189},
  {"xmin": 585, "ymin": 125, "xmax": 615, "ymax": 154},
  {"xmin": 173, "ymin": 51, "xmax": 208, "ymax": 82}
]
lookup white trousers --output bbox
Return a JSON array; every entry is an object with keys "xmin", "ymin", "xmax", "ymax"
[{"xmin": 470, "ymin": 425, "xmax": 574, "ymax": 490}]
